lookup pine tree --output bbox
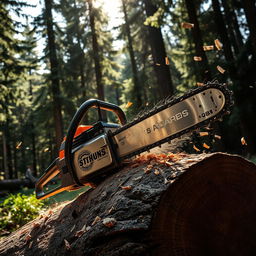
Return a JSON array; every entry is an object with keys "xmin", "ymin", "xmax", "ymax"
[{"xmin": 44, "ymin": 0, "xmax": 64, "ymax": 149}]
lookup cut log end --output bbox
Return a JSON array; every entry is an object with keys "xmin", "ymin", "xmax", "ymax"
[
  {"xmin": 1, "ymin": 153, "xmax": 256, "ymax": 256},
  {"xmin": 151, "ymin": 154, "xmax": 256, "ymax": 256}
]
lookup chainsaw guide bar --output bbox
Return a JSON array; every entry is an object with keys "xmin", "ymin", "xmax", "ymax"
[{"xmin": 36, "ymin": 82, "xmax": 233, "ymax": 199}]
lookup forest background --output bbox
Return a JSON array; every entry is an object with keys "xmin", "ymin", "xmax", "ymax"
[{"xmin": 1, "ymin": 0, "xmax": 256, "ymax": 182}]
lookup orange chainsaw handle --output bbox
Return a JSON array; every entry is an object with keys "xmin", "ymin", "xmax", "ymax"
[{"xmin": 35, "ymin": 159, "xmax": 76, "ymax": 200}]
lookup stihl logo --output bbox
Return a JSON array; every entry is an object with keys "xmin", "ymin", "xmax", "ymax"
[
  {"xmin": 78, "ymin": 147, "xmax": 107, "ymax": 171},
  {"xmin": 145, "ymin": 109, "xmax": 189, "ymax": 134}
]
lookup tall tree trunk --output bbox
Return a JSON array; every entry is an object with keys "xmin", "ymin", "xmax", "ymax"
[
  {"xmin": 12, "ymin": 140, "xmax": 18, "ymax": 179},
  {"xmin": 184, "ymin": 0, "xmax": 212, "ymax": 82},
  {"xmin": 73, "ymin": 0, "xmax": 86, "ymax": 98},
  {"xmin": 44, "ymin": 0, "xmax": 64, "ymax": 149},
  {"xmin": 2, "ymin": 132, "xmax": 8, "ymax": 179},
  {"xmin": 29, "ymin": 72, "xmax": 37, "ymax": 176},
  {"xmin": 121, "ymin": 0, "xmax": 142, "ymax": 107},
  {"xmin": 143, "ymin": 0, "xmax": 174, "ymax": 99},
  {"xmin": 5, "ymin": 119, "xmax": 13, "ymax": 179},
  {"xmin": 221, "ymin": 0, "xmax": 240, "ymax": 55},
  {"xmin": 88, "ymin": 0, "xmax": 105, "ymax": 101},
  {"xmin": 231, "ymin": 0, "xmax": 244, "ymax": 48},
  {"xmin": 242, "ymin": 0, "xmax": 256, "ymax": 57},
  {"xmin": 115, "ymin": 85, "xmax": 120, "ymax": 106}
]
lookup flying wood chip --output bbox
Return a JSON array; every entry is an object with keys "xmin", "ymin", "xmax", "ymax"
[
  {"xmin": 181, "ymin": 22, "xmax": 194, "ymax": 29},
  {"xmin": 203, "ymin": 45, "xmax": 214, "ymax": 51},
  {"xmin": 193, "ymin": 56, "xmax": 202, "ymax": 61},
  {"xmin": 214, "ymin": 39, "xmax": 222, "ymax": 50},
  {"xmin": 165, "ymin": 57, "xmax": 170, "ymax": 65},
  {"xmin": 241, "ymin": 137, "xmax": 247, "ymax": 146},
  {"xmin": 217, "ymin": 65, "xmax": 225, "ymax": 74},
  {"xmin": 16, "ymin": 142, "xmax": 22, "ymax": 149},
  {"xmin": 199, "ymin": 132, "xmax": 209, "ymax": 137},
  {"xmin": 125, "ymin": 101, "xmax": 133, "ymax": 108},
  {"xmin": 214, "ymin": 134, "xmax": 221, "ymax": 140},
  {"xmin": 193, "ymin": 145, "xmax": 200, "ymax": 152},
  {"xmin": 203, "ymin": 143, "xmax": 210, "ymax": 149}
]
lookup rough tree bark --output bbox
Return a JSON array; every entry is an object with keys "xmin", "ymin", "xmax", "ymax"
[{"xmin": 1, "ymin": 153, "xmax": 256, "ymax": 255}]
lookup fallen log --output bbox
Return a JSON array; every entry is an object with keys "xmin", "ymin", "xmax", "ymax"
[
  {"xmin": 0, "ymin": 168, "xmax": 37, "ymax": 191},
  {"xmin": 1, "ymin": 152, "xmax": 256, "ymax": 256}
]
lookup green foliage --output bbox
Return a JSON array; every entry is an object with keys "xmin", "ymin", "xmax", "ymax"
[
  {"xmin": 0, "ymin": 193, "xmax": 46, "ymax": 234},
  {"xmin": 144, "ymin": 7, "xmax": 164, "ymax": 28}
]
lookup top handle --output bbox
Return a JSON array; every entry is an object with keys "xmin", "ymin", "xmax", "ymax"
[{"xmin": 64, "ymin": 99, "xmax": 127, "ymax": 186}]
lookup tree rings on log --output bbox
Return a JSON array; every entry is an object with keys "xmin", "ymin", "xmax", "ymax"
[{"xmin": 150, "ymin": 153, "xmax": 256, "ymax": 256}]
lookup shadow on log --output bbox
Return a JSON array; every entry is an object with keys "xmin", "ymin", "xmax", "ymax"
[{"xmin": 1, "ymin": 153, "xmax": 256, "ymax": 256}]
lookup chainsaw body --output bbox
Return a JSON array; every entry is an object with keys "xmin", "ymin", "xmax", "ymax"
[
  {"xmin": 35, "ymin": 99, "xmax": 126, "ymax": 199},
  {"xmin": 36, "ymin": 82, "xmax": 233, "ymax": 200}
]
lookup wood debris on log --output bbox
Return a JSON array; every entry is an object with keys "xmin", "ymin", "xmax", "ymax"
[{"xmin": 102, "ymin": 218, "xmax": 117, "ymax": 228}]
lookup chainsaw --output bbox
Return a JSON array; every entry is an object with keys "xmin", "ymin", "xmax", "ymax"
[{"xmin": 36, "ymin": 82, "xmax": 233, "ymax": 199}]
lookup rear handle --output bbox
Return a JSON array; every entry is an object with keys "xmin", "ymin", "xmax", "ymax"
[{"xmin": 35, "ymin": 159, "xmax": 76, "ymax": 200}]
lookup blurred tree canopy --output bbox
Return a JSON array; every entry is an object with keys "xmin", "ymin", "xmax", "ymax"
[{"xmin": 1, "ymin": 0, "xmax": 256, "ymax": 180}]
